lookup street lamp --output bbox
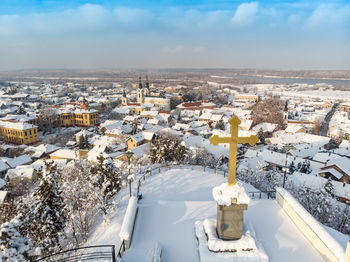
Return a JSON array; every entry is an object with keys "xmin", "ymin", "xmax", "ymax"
[
  {"xmin": 125, "ymin": 151, "xmax": 134, "ymax": 197},
  {"xmin": 282, "ymin": 149, "xmax": 290, "ymax": 188}
]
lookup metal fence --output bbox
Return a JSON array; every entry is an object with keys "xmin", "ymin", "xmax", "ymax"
[{"xmin": 35, "ymin": 245, "xmax": 116, "ymax": 262}]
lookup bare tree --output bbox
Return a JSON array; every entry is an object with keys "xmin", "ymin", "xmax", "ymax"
[
  {"xmin": 312, "ymin": 120, "xmax": 321, "ymax": 135},
  {"xmin": 38, "ymin": 106, "xmax": 60, "ymax": 132}
]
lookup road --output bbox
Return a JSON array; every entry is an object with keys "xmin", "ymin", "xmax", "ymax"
[{"xmin": 320, "ymin": 103, "xmax": 338, "ymax": 136}]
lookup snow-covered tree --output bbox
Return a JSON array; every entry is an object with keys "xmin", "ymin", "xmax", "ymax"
[
  {"xmin": 215, "ymin": 120, "xmax": 225, "ymax": 131},
  {"xmin": 26, "ymin": 161, "xmax": 66, "ymax": 256},
  {"xmin": 90, "ymin": 154, "xmax": 122, "ymax": 214},
  {"xmin": 150, "ymin": 134, "xmax": 187, "ymax": 164},
  {"xmin": 78, "ymin": 135, "xmax": 89, "ymax": 150},
  {"xmin": 324, "ymin": 178, "xmax": 335, "ymax": 198},
  {"xmin": 59, "ymin": 160, "xmax": 102, "ymax": 246},
  {"xmin": 289, "ymin": 161, "xmax": 296, "ymax": 174},
  {"xmin": 188, "ymin": 146, "xmax": 216, "ymax": 168},
  {"xmin": 0, "ymin": 215, "xmax": 34, "ymax": 261},
  {"xmin": 256, "ymin": 128, "xmax": 265, "ymax": 144}
]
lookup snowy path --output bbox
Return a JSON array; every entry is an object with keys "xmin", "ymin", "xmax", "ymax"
[{"xmin": 121, "ymin": 168, "xmax": 325, "ymax": 262}]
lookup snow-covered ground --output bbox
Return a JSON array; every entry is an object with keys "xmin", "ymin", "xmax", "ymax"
[{"xmin": 87, "ymin": 166, "xmax": 348, "ymax": 262}]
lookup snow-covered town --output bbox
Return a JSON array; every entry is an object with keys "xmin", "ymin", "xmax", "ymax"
[{"xmin": 0, "ymin": 71, "xmax": 350, "ymax": 261}]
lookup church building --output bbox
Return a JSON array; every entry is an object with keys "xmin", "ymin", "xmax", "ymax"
[{"xmin": 122, "ymin": 76, "xmax": 170, "ymax": 111}]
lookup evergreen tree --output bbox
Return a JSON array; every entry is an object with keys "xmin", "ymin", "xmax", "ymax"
[
  {"xmin": 26, "ymin": 161, "xmax": 66, "ymax": 256},
  {"xmin": 257, "ymin": 128, "xmax": 265, "ymax": 144},
  {"xmin": 289, "ymin": 161, "xmax": 296, "ymax": 174},
  {"xmin": 84, "ymin": 135, "xmax": 90, "ymax": 149},
  {"xmin": 16, "ymin": 104, "xmax": 26, "ymax": 115},
  {"xmin": 90, "ymin": 154, "xmax": 121, "ymax": 214},
  {"xmin": 215, "ymin": 120, "xmax": 225, "ymax": 130},
  {"xmin": 324, "ymin": 177, "xmax": 335, "ymax": 198},
  {"xmin": 78, "ymin": 135, "xmax": 84, "ymax": 149}
]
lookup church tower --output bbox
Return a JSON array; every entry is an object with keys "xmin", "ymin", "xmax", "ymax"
[
  {"xmin": 144, "ymin": 75, "xmax": 150, "ymax": 97},
  {"xmin": 137, "ymin": 76, "xmax": 144, "ymax": 103},
  {"xmin": 122, "ymin": 89, "xmax": 128, "ymax": 106}
]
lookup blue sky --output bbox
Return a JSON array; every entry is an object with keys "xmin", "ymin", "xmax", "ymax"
[{"xmin": 0, "ymin": 1, "xmax": 349, "ymax": 70}]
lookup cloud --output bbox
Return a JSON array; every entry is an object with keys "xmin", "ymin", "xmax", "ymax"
[
  {"xmin": 162, "ymin": 45, "xmax": 185, "ymax": 53},
  {"xmin": 308, "ymin": 4, "xmax": 350, "ymax": 27},
  {"xmin": 113, "ymin": 7, "xmax": 149, "ymax": 24},
  {"xmin": 231, "ymin": 2, "xmax": 259, "ymax": 25},
  {"xmin": 193, "ymin": 46, "xmax": 206, "ymax": 53}
]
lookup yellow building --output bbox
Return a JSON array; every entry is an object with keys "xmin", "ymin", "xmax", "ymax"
[
  {"xmin": 234, "ymin": 94, "xmax": 259, "ymax": 102},
  {"xmin": 59, "ymin": 112, "xmax": 75, "ymax": 127},
  {"xmin": 74, "ymin": 109, "xmax": 99, "ymax": 127},
  {"xmin": 59, "ymin": 109, "xmax": 99, "ymax": 127},
  {"xmin": 0, "ymin": 120, "xmax": 39, "ymax": 145}
]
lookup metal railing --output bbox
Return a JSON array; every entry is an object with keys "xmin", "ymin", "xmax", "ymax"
[
  {"xmin": 35, "ymin": 245, "xmax": 116, "ymax": 262},
  {"xmin": 117, "ymin": 240, "xmax": 126, "ymax": 258},
  {"xmin": 249, "ymin": 190, "xmax": 276, "ymax": 199}
]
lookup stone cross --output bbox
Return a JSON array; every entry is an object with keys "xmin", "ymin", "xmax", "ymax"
[{"xmin": 209, "ymin": 116, "xmax": 259, "ymax": 186}]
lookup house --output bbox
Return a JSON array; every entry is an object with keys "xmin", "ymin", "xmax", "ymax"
[
  {"xmin": 252, "ymin": 122, "xmax": 278, "ymax": 133},
  {"xmin": 317, "ymin": 157, "xmax": 350, "ymax": 184},
  {"xmin": 290, "ymin": 172, "xmax": 350, "ymax": 204},
  {"xmin": 49, "ymin": 149, "xmax": 80, "ymax": 161},
  {"xmin": 284, "ymin": 124, "xmax": 306, "ymax": 134},
  {"xmin": 177, "ymin": 101, "xmax": 216, "ymax": 111},
  {"xmin": 126, "ymin": 126, "xmax": 163, "ymax": 150},
  {"xmin": 31, "ymin": 144, "xmax": 60, "ymax": 159},
  {"xmin": 116, "ymin": 143, "xmax": 151, "ymax": 162},
  {"xmin": 6, "ymin": 166, "xmax": 38, "ymax": 181}
]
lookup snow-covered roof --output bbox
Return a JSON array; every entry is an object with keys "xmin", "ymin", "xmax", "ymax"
[
  {"xmin": 0, "ymin": 159, "xmax": 10, "ymax": 172},
  {"xmin": 34, "ymin": 144, "xmax": 60, "ymax": 155},
  {"xmin": 260, "ymin": 149, "xmax": 323, "ymax": 171},
  {"xmin": 49, "ymin": 149, "xmax": 79, "ymax": 160},
  {"xmin": 0, "ymin": 178, "xmax": 5, "ymax": 189},
  {"xmin": 6, "ymin": 155, "xmax": 32, "ymax": 168},
  {"xmin": 268, "ymin": 133, "xmax": 330, "ymax": 146},
  {"xmin": 324, "ymin": 157, "xmax": 350, "ymax": 176},
  {"xmin": 312, "ymin": 152, "xmax": 341, "ymax": 164},
  {"xmin": 290, "ymin": 172, "xmax": 350, "ymax": 200},
  {"xmin": 0, "ymin": 120, "xmax": 37, "ymax": 130},
  {"xmin": 252, "ymin": 122, "xmax": 278, "ymax": 133},
  {"xmin": 0, "ymin": 191, "xmax": 8, "ymax": 204},
  {"xmin": 285, "ymin": 124, "xmax": 306, "ymax": 133},
  {"xmin": 74, "ymin": 108, "xmax": 98, "ymax": 114},
  {"xmin": 6, "ymin": 166, "xmax": 36, "ymax": 180},
  {"xmin": 140, "ymin": 110, "xmax": 158, "ymax": 117},
  {"xmin": 130, "ymin": 142, "xmax": 150, "ymax": 158}
]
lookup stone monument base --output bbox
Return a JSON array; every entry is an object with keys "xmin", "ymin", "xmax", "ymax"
[{"xmin": 195, "ymin": 219, "xmax": 269, "ymax": 262}]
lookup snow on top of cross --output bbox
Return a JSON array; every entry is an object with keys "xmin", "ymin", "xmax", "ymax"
[{"xmin": 212, "ymin": 182, "xmax": 250, "ymax": 205}]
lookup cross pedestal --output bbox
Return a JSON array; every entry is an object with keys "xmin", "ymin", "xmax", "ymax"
[
  {"xmin": 217, "ymin": 198, "xmax": 248, "ymax": 240},
  {"xmin": 209, "ymin": 116, "xmax": 258, "ymax": 240}
]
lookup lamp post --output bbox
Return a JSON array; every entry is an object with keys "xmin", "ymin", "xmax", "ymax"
[
  {"xmin": 282, "ymin": 149, "xmax": 289, "ymax": 188},
  {"xmin": 125, "ymin": 151, "xmax": 134, "ymax": 197}
]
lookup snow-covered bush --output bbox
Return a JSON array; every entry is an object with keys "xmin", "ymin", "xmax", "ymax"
[
  {"xmin": 150, "ymin": 134, "xmax": 187, "ymax": 164},
  {"xmin": 187, "ymin": 146, "xmax": 216, "ymax": 168}
]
